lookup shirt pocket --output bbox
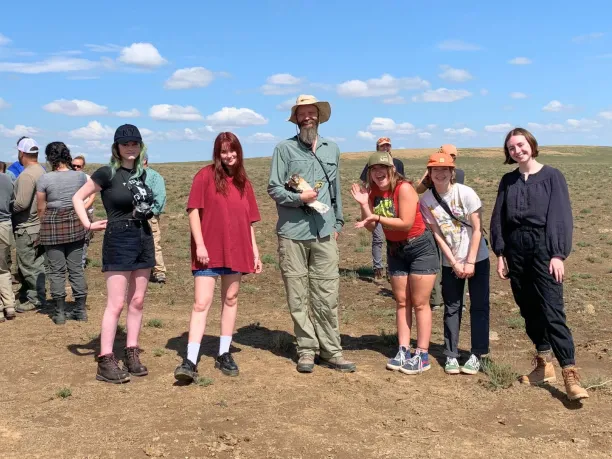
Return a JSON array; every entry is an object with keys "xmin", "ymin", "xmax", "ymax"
[{"xmin": 286, "ymin": 159, "xmax": 311, "ymax": 179}]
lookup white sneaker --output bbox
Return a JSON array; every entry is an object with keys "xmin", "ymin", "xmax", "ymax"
[{"xmin": 461, "ymin": 354, "xmax": 481, "ymax": 375}]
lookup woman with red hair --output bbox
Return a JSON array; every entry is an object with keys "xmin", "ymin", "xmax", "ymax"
[{"xmin": 174, "ymin": 132, "xmax": 262, "ymax": 383}]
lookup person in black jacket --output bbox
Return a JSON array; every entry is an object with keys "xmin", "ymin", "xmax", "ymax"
[
  {"xmin": 359, "ymin": 137, "xmax": 404, "ymax": 283},
  {"xmin": 490, "ymin": 127, "xmax": 588, "ymax": 401}
]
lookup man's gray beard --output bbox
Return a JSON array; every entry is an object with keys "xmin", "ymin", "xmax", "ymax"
[{"xmin": 299, "ymin": 125, "xmax": 318, "ymax": 145}]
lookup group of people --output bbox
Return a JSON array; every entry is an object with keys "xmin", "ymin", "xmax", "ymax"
[{"xmin": 0, "ymin": 94, "xmax": 589, "ymax": 402}]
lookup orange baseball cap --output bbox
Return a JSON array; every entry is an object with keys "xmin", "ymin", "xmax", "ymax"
[
  {"xmin": 439, "ymin": 144, "xmax": 458, "ymax": 157},
  {"xmin": 376, "ymin": 137, "xmax": 391, "ymax": 147},
  {"xmin": 427, "ymin": 152, "xmax": 456, "ymax": 168}
]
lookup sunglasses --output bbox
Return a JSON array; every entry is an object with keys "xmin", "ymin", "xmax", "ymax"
[{"xmin": 72, "ymin": 164, "xmax": 83, "ymax": 170}]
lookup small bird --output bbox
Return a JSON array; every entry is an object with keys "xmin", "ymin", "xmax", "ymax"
[{"xmin": 286, "ymin": 174, "xmax": 330, "ymax": 214}]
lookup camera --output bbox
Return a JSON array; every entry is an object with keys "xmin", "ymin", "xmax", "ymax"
[{"xmin": 133, "ymin": 201, "xmax": 154, "ymax": 220}]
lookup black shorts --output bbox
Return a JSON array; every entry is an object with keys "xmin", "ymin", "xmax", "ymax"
[
  {"xmin": 387, "ymin": 230, "xmax": 440, "ymax": 276},
  {"xmin": 102, "ymin": 219, "xmax": 155, "ymax": 272}
]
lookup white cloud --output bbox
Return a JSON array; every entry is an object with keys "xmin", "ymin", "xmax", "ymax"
[
  {"xmin": 444, "ymin": 127, "xmax": 476, "ymax": 136},
  {"xmin": 572, "ymin": 32, "xmax": 604, "ymax": 43},
  {"xmin": 337, "ymin": 74, "xmax": 430, "ymax": 98},
  {"xmin": 480, "ymin": 89, "xmax": 489, "ymax": 96},
  {"xmin": 118, "ymin": 43, "xmax": 167, "ymax": 68},
  {"xmin": 0, "ymin": 57, "xmax": 99, "ymax": 74},
  {"xmin": 542, "ymin": 100, "xmax": 573, "ymax": 112},
  {"xmin": 484, "ymin": 123, "xmax": 513, "ymax": 133},
  {"xmin": 438, "ymin": 65, "xmax": 473, "ymax": 82},
  {"xmin": 149, "ymin": 104, "xmax": 203, "ymax": 122},
  {"xmin": 418, "ymin": 132, "xmax": 432, "ymax": 139},
  {"xmin": 412, "ymin": 88, "xmax": 472, "ymax": 103},
  {"xmin": 275, "ymin": 98, "xmax": 297, "ymax": 111},
  {"xmin": 69, "ymin": 121, "xmax": 115, "ymax": 140},
  {"xmin": 0, "ymin": 98, "xmax": 10, "ymax": 110},
  {"xmin": 0, "ymin": 33, "xmax": 11, "ymax": 46},
  {"xmin": 527, "ymin": 122, "xmax": 566, "ymax": 132},
  {"xmin": 165, "ymin": 67, "xmax": 214, "ymax": 90},
  {"xmin": 437, "ymin": 40, "xmax": 481, "ymax": 51},
  {"xmin": 114, "ymin": 109, "xmax": 141, "ymax": 118},
  {"xmin": 0, "ymin": 124, "xmax": 39, "ymax": 138},
  {"xmin": 246, "ymin": 132, "xmax": 280, "ymax": 143},
  {"xmin": 85, "ymin": 44, "xmax": 122, "ymax": 53},
  {"xmin": 382, "ymin": 96, "xmax": 407, "ymax": 104},
  {"xmin": 43, "ymin": 99, "xmax": 108, "ymax": 116},
  {"xmin": 261, "ymin": 73, "xmax": 304, "ymax": 95},
  {"xmin": 598, "ymin": 111, "xmax": 612, "ymax": 120},
  {"xmin": 85, "ymin": 140, "xmax": 110, "ymax": 150},
  {"xmin": 357, "ymin": 131, "xmax": 376, "ymax": 141},
  {"xmin": 426, "ymin": 124, "xmax": 438, "ymax": 130},
  {"xmin": 365, "ymin": 117, "xmax": 418, "ymax": 135},
  {"xmin": 327, "ymin": 137, "xmax": 346, "ymax": 143},
  {"xmin": 267, "ymin": 73, "xmax": 302, "ymax": 85},
  {"xmin": 566, "ymin": 118, "xmax": 601, "ymax": 131},
  {"xmin": 205, "ymin": 107, "xmax": 268, "ymax": 128},
  {"xmin": 508, "ymin": 57, "xmax": 532, "ymax": 65},
  {"xmin": 510, "ymin": 92, "xmax": 527, "ymax": 99}
]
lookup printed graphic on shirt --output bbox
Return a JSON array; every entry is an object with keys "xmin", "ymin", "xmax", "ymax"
[{"xmin": 424, "ymin": 196, "xmax": 465, "ymax": 250}]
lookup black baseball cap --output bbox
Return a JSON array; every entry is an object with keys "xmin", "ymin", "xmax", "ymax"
[{"xmin": 114, "ymin": 124, "xmax": 142, "ymax": 144}]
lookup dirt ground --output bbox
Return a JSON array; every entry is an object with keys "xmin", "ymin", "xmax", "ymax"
[{"xmin": 1, "ymin": 147, "xmax": 611, "ymax": 458}]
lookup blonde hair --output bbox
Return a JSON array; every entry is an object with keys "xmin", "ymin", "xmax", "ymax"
[{"xmin": 73, "ymin": 155, "xmax": 86, "ymax": 166}]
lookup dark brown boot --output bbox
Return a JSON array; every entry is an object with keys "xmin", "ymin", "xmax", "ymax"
[
  {"xmin": 96, "ymin": 353, "xmax": 130, "ymax": 384},
  {"xmin": 124, "ymin": 347, "xmax": 148, "ymax": 376}
]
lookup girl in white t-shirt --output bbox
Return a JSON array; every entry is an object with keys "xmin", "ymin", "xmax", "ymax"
[{"xmin": 419, "ymin": 152, "xmax": 490, "ymax": 376}]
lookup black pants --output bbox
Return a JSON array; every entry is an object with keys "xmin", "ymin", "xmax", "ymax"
[
  {"xmin": 505, "ymin": 227, "xmax": 575, "ymax": 367},
  {"xmin": 442, "ymin": 258, "xmax": 490, "ymax": 358}
]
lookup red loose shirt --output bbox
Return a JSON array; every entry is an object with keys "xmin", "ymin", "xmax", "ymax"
[
  {"xmin": 369, "ymin": 181, "xmax": 426, "ymax": 242},
  {"xmin": 187, "ymin": 166, "xmax": 261, "ymax": 273}
]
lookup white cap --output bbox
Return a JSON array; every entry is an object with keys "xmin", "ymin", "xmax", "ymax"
[{"xmin": 17, "ymin": 138, "xmax": 39, "ymax": 154}]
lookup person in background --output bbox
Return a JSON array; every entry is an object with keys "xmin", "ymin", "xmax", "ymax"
[
  {"xmin": 419, "ymin": 152, "xmax": 490, "ymax": 375},
  {"xmin": 71, "ymin": 155, "xmax": 96, "ymax": 268},
  {"xmin": 73, "ymin": 124, "xmax": 154, "ymax": 384},
  {"xmin": 352, "ymin": 152, "xmax": 438, "ymax": 375},
  {"xmin": 0, "ymin": 162, "xmax": 7, "ymax": 174},
  {"xmin": 0, "ymin": 166, "xmax": 15, "ymax": 321},
  {"xmin": 36, "ymin": 143, "xmax": 88, "ymax": 324},
  {"xmin": 174, "ymin": 132, "xmax": 262, "ymax": 384},
  {"xmin": 490, "ymin": 127, "xmax": 588, "ymax": 401},
  {"xmin": 12, "ymin": 137, "xmax": 46, "ymax": 312},
  {"xmin": 359, "ymin": 137, "xmax": 405, "ymax": 284},
  {"xmin": 268, "ymin": 94, "xmax": 355, "ymax": 374},
  {"xmin": 416, "ymin": 144, "xmax": 466, "ymax": 312},
  {"xmin": 6, "ymin": 137, "xmax": 27, "ymax": 183},
  {"xmin": 142, "ymin": 152, "xmax": 167, "ymax": 284}
]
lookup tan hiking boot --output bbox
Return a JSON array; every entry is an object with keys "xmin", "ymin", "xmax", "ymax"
[
  {"xmin": 373, "ymin": 268, "xmax": 384, "ymax": 285},
  {"xmin": 562, "ymin": 367, "xmax": 589, "ymax": 401},
  {"xmin": 519, "ymin": 352, "xmax": 556, "ymax": 385},
  {"xmin": 296, "ymin": 354, "xmax": 315, "ymax": 373},
  {"xmin": 318, "ymin": 356, "xmax": 356, "ymax": 373}
]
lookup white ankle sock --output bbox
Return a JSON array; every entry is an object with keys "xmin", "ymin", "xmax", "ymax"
[
  {"xmin": 187, "ymin": 342, "xmax": 200, "ymax": 365},
  {"xmin": 219, "ymin": 335, "xmax": 232, "ymax": 355}
]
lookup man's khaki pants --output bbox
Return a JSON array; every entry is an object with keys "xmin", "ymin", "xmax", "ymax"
[
  {"xmin": 150, "ymin": 215, "xmax": 166, "ymax": 275},
  {"xmin": 0, "ymin": 221, "xmax": 15, "ymax": 312},
  {"xmin": 278, "ymin": 235, "xmax": 342, "ymax": 359}
]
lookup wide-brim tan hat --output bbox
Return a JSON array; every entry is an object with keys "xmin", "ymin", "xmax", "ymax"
[{"xmin": 288, "ymin": 94, "xmax": 331, "ymax": 124}]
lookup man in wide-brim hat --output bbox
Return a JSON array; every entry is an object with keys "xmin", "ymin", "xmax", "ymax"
[{"xmin": 267, "ymin": 94, "xmax": 356, "ymax": 374}]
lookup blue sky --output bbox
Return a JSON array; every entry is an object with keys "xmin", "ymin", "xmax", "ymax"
[{"xmin": 1, "ymin": 0, "xmax": 611, "ymax": 163}]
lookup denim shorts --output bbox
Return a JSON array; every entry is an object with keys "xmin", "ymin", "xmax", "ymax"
[
  {"xmin": 193, "ymin": 267, "xmax": 242, "ymax": 277},
  {"xmin": 387, "ymin": 230, "xmax": 440, "ymax": 276},
  {"xmin": 102, "ymin": 219, "xmax": 155, "ymax": 272}
]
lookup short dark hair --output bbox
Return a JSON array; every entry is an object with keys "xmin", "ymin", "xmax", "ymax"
[
  {"xmin": 45, "ymin": 142, "xmax": 72, "ymax": 171},
  {"xmin": 503, "ymin": 127, "xmax": 539, "ymax": 164}
]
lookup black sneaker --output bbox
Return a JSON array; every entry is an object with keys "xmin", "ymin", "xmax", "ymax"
[
  {"xmin": 174, "ymin": 359, "xmax": 198, "ymax": 383},
  {"xmin": 215, "ymin": 352, "xmax": 239, "ymax": 377}
]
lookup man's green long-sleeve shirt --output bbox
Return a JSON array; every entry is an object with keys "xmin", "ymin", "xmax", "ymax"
[{"xmin": 267, "ymin": 135, "xmax": 344, "ymax": 240}]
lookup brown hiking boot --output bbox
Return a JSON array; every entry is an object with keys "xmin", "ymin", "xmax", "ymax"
[
  {"xmin": 124, "ymin": 347, "xmax": 148, "ymax": 376},
  {"xmin": 96, "ymin": 353, "xmax": 130, "ymax": 384},
  {"xmin": 296, "ymin": 354, "xmax": 315, "ymax": 373},
  {"xmin": 562, "ymin": 367, "xmax": 589, "ymax": 401},
  {"xmin": 519, "ymin": 351, "xmax": 556, "ymax": 385},
  {"xmin": 373, "ymin": 268, "xmax": 384, "ymax": 284},
  {"xmin": 318, "ymin": 356, "xmax": 357, "ymax": 373}
]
